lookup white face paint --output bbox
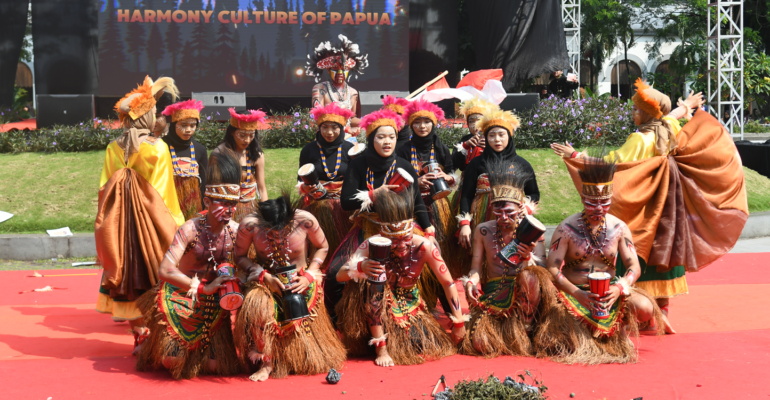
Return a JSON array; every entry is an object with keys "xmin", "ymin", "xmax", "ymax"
[
  {"xmin": 373, "ymin": 126, "xmax": 397, "ymax": 157},
  {"xmin": 486, "ymin": 127, "xmax": 509, "ymax": 152}
]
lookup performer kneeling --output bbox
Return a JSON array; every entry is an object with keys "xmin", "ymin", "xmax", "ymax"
[
  {"xmin": 336, "ymin": 188, "xmax": 465, "ymax": 367},
  {"xmin": 135, "ymin": 149, "xmax": 242, "ymax": 379},
  {"xmin": 460, "ymin": 158, "xmax": 554, "ymax": 358},
  {"xmin": 535, "ymin": 156, "xmax": 664, "ymax": 364},
  {"xmin": 233, "ymin": 193, "xmax": 346, "ymax": 381}
]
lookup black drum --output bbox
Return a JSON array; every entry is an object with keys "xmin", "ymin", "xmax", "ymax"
[
  {"xmin": 274, "ymin": 264, "xmax": 311, "ymax": 321},
  {"xmin": 496, "ymin": 215, "xmax": 547, "ymax": 268},
  {"xmin": 421, "ymin": 162, "xmax": 451, "ymax": 200},
  {"xmin": 298, "ymin": 163, "xmax": 327, "ymax": 200}
]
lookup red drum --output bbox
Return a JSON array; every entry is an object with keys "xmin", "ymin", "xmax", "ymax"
[
  {"xmin": 588, "ymin": 272, "xmax": 612, "ymax": 319},
  {"xmin": 216, "ymin": 263, "xmax": 243, "ymax": 311},
  {"xmin": 388, "ymin": 168, "xmax": 414, "ymax": 194}
]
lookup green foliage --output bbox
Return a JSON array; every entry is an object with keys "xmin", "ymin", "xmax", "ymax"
[
  {"xmin": 744, "ymin": 48, "xmax": 770, "ymax": 109},
  {"xmin": 745, "ymin": 119, "xmax": 770, "ymax": 133},
  {"xmin": 514, "ymin": 95, "xmax": 634, "ymax": 150},
  {"xmin": 0, "ymin": 87, "xmax": 32, "ymax": 124},
  {"xmin": 439, "ymin": 373, "xmax": 547, "ymax": 400}
]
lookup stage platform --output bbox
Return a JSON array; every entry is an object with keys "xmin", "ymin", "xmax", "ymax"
[{"xmin": 1, "ymin": 252, "xmax": 768, "ymax": 399}]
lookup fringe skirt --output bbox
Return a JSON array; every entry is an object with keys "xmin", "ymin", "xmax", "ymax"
[
  {"xmin": 302, "ymin": 183, "xmax": 353, "ymax": 272},
  {"xmin": 532, "ymin": 286, "xmax": 664, "ymax": 365},
  {"xmin": 174, "ymin": 175, "xmax": 202, "ymax": 221},
  {"xmin": 234, "ymin": 282, "xmax": 346, "ymax": 379},
  {"xmin": 459, "ymin": 266, "xmax": 556, "ymax": 358},
  {"xmin": 135, "ymin": 283, "xmax": 240, "ymax": 379},
  {"xmin": 335, "ymin": 279, "xmax": 456, "ymax": 365}
]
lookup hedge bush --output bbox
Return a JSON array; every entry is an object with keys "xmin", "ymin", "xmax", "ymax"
[{"xmin": 0, "ymin": 97, "xmax": 639, "ymax": 154}]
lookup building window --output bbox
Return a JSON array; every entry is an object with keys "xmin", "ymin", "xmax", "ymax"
[{"xmin": 610, "ymin": 60, "xmax": 641, "ymax": 99}]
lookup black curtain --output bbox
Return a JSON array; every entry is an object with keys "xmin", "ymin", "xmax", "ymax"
[
  {"xmin": 32, "ymin": 0, "xmax": 99, "ymax": 95},
  {"xmin": 0, "ymin": 0, "xmax": 29, "ymax": 110},
  {"xmin": 468, "ymin": 0, "xmax": 569, "ymax": 90},
  {"xmin": 409, "ymin": 0, "xmax": 458, "ymax": 92}
]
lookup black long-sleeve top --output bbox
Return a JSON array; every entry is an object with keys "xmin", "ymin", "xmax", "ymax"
[
  {"xmin": 458, "ymin": 155, "xmax": 540, "ymax": 215},
  {"xmin": 395, "ymin": 138, "xmax": 454, "ymax": 176},
  {"xmin": 167, "ymin": 140, "xmax": 208, "ymax": 209},
  {"xmin": 297, "ymin": 140, "xmax": 355, "ymax": 182},
  {"xmin": 340, "ymin": 155, "xmax": 432, "ymax": 230},
  {"xmin": 395, "ymin": 125, "xmax": 413, "ymax": 153},
  {"xmin": 451, "ymin": 132, "xmax": 475, "ymax": 172}
]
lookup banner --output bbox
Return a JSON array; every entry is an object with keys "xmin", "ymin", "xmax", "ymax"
[{"xmin": 98, "ymin": 0, "xmax": 409, "ymax": 97}]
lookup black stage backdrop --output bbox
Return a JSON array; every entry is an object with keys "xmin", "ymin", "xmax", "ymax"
[
  {"xmin": 408, "ymin": 0, "xmax": 458, "ymax": 91},
  {"xmin": 468, "ymin": 0, "xmax": 569, "ymax": 89},
  {"xmin": 0, "ymin": 0, "xmax": 30, "ymax": 110},
  {"xmin": 98, "ymin": 0, "xmax": 408, "ymax": 97},
  {"xmin": 32, "ymin": 0, "xmax": 99, "ymax": 95}
]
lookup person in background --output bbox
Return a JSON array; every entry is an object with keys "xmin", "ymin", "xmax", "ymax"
[{"xmin": 548, "ymin": 70, "xmax": 579, "ymax": 99}]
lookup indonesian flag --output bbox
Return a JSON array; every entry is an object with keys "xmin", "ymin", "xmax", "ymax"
[{"xmin": 413, "ymin": 69, "xmax": 507, "ymax": 104}]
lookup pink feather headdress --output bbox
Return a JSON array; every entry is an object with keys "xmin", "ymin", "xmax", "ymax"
[
  {"xmin": 360, "ymin": 109, "xmax": 404, "ymax": 136},
  {"xmin": 404, "ymin": 99, "xmax": 445, "ymax": 127},
  {"xmin": 381, "ymin": 95, "xmax": 410, "ymax": 115},
  {"xmin": 228, "ymin": 107, "xmax": 267, "ymax": 130},
  {"xmin": 161, "ymin": 99, "xmax": 205, "ymax": 122},
  {"xmin": 310, "ymin": 103, "xmax": 355, "ymax": 127}
]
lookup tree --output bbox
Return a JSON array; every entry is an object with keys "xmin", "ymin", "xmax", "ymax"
[
  {"xmin": 259, "ymin": 53, "xmax": 268, "ymax": 80},
  {"xmin": 276, "ymin": 59, "xmax": 286, "ymax": 83},
  {"xmin": 165, "ymin": 20, "xmax": 183, "ymax": 76},
  {"xmin": 240, "ymin": 48, "xmax": 249, "ymax": 75},
  {"xmin": 146, "ymin": 24, "xmax": 165, "ymax": 76},
  {"xmin": 125, "ymin": 15, "xmax": 147, "ymax": 71},
  {"xmin": 273, "ymin": 0, "xmax": 296, "ymax": 61},
  {"xmin": 248, "ymin": 34, "xmax": 258, "ymax": 78},
  {"xmin": 212, "ymin": 19, "xmax": 237, "ymax": 78},
  {"xmin": 99, "ymin": 0, "xmax": 128, "ymax": 73},
  {"xmin": 178, "ymin": 39, "xmax": 195, "ymax": 82},
  {"xmin": 189, "ymin": 4, "xmax": 214, "ymax": 79}
]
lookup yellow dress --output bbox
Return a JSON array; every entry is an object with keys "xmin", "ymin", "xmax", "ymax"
[
  {"xmin": 96, "ymin": 138, "xmax": 184, "ymax": 320},
  {"xmin": 607, "ymin": 116, "xmax": 689, "ymax": 299},
  {"xmin": 99, "ymin": 139, "xmax": 185, "ymax": 226}
]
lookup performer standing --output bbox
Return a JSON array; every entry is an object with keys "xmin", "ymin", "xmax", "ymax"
[
  {"xmin": 233, "ymin": 194, "xmax": 346, "ymax": 382},
  {"xmin": 95, "ymin": 76, "xmax": 184, "ymax": 354},
  {"xmin": 395, "ymin": 99, "xmax": 457, "ymax": 310},
  {"xmin": 336, "ymin": 188, "xmax": 464, "ymax": 367},
  {"xmin": 211, "ymin": 108, "xmax": 268, "ymax": 222},
  {"xmin": 535, "ymin": 156, "xmax": 664, "ymax": 364},
  {"xmin": 135, "ymin": 150, "xmax": 241, "ymax": 379},
  {"xmin": 451, "ymin": 97, "xmax": 499, "ymax": 172},
  {"xmin": 161, "ymin": 99, "xmax": 209, "ymax": 221},
  {"xmin": 460, "ymin": 158, "xmax": 553, "ymax": 358},
  {"xmin": 297, "ymin": 103, "xmax": 356, "ymax": 270},
  {"xmin": 306, "ymin": 34, "xmax": 369, "ymax": 136},
  {"xmin": 380, "ymin": 95, "xmax": 413, "ymax": 151},
  {"xmin": 152, "ymin": 89, "xmax": 179, "ymax": 137},
  {"xmin": 325, "ymin": 109, "xmax": 438, "ymax": 324},
  {"xmin": 550, "ymin": 79, "xmax": 714, "ymax": 330}
]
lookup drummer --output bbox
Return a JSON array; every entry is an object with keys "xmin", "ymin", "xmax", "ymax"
[
  {"xmin": 135, "ymin": 149, "xmax": 242, "ymax": 380},
  {"xmin": 395, "ymin": 99, "xmax": 458, "ymax": 312},
  {"xmin": 324, "ymin": 109, "xmax": 438, "ymax": 324},
  {"xmin": 297, "ymin": 103, "xmax": 357, "ymax": 271},
  {"xmin": 459, "ymin": 157, "xmax": 552, "ymax": 358}
]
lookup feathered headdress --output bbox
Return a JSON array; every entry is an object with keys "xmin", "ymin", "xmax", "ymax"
[
  {"xmin": 459, "ymin": 97, "xmax": 498, "ymax": 119},
  {"xmin": 578, "ymin": 155, "xmax": 617, "ymax": 200},
  {"xmin": 404, "ymin": 99, "xmax": 445, "ymax": 127},
  {"xmin": 305, "ymin": 34, "xmax": 369, "ymax": 83},
  {"xmin": 228, "ymin": 108, "xmax": 267, "ymax": 131},
  {"xmin": 310, "ymin": 103, "xmax": 355, "ymax": 127},
  {"xmin": 114, "ymin": 76, "xmax": 179, "ymax": 123},
  {"xmin": 479, "ymin": 109, "xmax": 521, "ymax": 136},
  {"xmin": 381, "ymin": 95, "xmax": 410, "ymax": 115},
  {"xmin": 631, "ymin": 78, "xmax": 670, "ymax": 120},
  {"xmin": 162, "ymin": 99, "xmax": 204, "ymax": 122},
  {"xmin": 205, "ymin": 148, "xmax": 241, "ymax": 201},
  {"xmin": 360, "ymin": 109, "xmax": 404, "ymax": 137},
  {"xmin": 486, "ymin": 157, "xmax": 527, "ymax": 206}
]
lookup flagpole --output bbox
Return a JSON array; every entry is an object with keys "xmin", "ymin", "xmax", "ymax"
[{"xmin": 405, "ymin": 70, "xmax": 449, "ymax": 100}]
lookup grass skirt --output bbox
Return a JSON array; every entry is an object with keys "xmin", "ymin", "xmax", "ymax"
[
  {"xmin": 174, "ymin": 175, "xmax": 202, "ymax": 221},
  {"xmin": 135, "ymin": 284, "xmax": 240, "ymax": 379},
  {"xmin": 533, "ymin": 287, "xmax": 664, "ymax": 365},
  {"xmin": 234, "ymin": 282, "xmax": 346, "ymax": 378},
  {"xmin": 459, "ymin": 266, "xmax": 556, "ymax": 358},
  {"xmin": 336, "ymin": 280, "xmax": 456, "ymax": 365}
]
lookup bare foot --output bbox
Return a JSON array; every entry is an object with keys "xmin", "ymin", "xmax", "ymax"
[
  {"xmin": 207, "ymin": 358, "xmax": 218, "ymax": 372},
  {"xmin": 249, "ymin": 364, "xmax": 272, "ymax": 382},
  {"xmin": 374, "ymin": 345, "xmax": 394, "ymax": 367},
  {"xmin": 661, "ymin": 313, "xmax": 676, "ymax": 334}
]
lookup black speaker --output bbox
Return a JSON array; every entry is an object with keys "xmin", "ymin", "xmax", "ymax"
[
  {"xmin": 36, "ymin": 95, "xmax": 95, "ymax": 128},
  {"xmin": 359, "ymin": 91, "xmax": 410, "ymax": 115},
  {"xmin": 499, "ymin": 93, "xmax": 540, "ymax": 113},
  {"xmin": 192, "ymin": 92, "xmax": 246, "ymax": 119}
]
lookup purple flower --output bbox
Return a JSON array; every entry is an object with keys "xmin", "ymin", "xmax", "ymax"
[
  {"xmin": 294, "ymin": 121, "xmax": 300, "ymax": 126},
  {"xmin": 106, "ymin": 134, "xmax": 109, "ymax": 137},
  {"xmin": 294, "ymin": 112, "xmax": 300, "ymax": 117},
  {"xmin": 580, "ymin": 106, "xmax": 584, "ymax": 110},
  {"xmin": 605, "ymin": 116, "xmax": 610, "ymax": 120},
  {"xmin": 586, "ymin": 136, "xmax": 590, "ymax": 140},
  {"xmin": 541, "ymin": 123, "xmax": 546, "ymax": 126},
  {"xmin": 533, "ymin": 114, "xmax": 538, "ymax": 118},
  {"xmin": 101, "ymin": 127, "xmax": 105, "ymax": 130},
  {"xmin": 559, "ymin": 129, "xmax": 562, "ymax": 132},
  {"xmin": 552, "ymin": 105, "xmax": 557, "ymax": 109},
  {"xmin": 622, "ymin": 126, "xmax": 626, "ymax": 130},
  {"xmin": 528, "ymin": 121, "xmax": 533, "ymax": 125},
  {"xmin": 52, "ymin": 142, "xmax": 57, "ymax": 145},
  {"xmin": 93, "ymin": 117, "xmax": 98, "ymax": 121},
  {"xmin": 619, "ymin": 116, "xmax": 623, "ymax": 120},
  {"xmin": 603, "ymin": 104, "xmax": 607, "ymax": 108},
  {"xmin": 304, "ymin": 125, "xmax": 309, "ymax": 129},
  {"xmin": 207, "ymin": 116, "xmax": 211, "ymax": 120},
  {"xmin": 26, "ymin": 141, "xmax": 29, "ymax": 145},
  {"xmin": 596, "ymin": 127, "xmax": 601, "ymax": 131},
  {"xmin": 79, "ymin": 122, "xmax": 83, "ymax": 126},
  {"xmin": 292, "ymin": 128, "xmax": 296, "ymax": 132},
  {"xmin": 55, "ymin": 132, "xmax": 58, "ymax": 136},
  {"xmin": 580, "ymin": 129, "xmax": 584, "ymax": 133},
  {"xmin": 216, "ymin": 111, "xmax": 220, "ymax": 115},
  {"xmin": 558, "ymin": 121, "xmax": 562, "ymax": 125}
]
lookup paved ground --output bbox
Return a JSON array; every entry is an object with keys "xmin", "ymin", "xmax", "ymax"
[{"xmin": 729, "ymin": 237, "xmax": 770, "ymax": 253}]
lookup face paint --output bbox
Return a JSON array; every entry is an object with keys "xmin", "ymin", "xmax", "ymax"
[
  {"xmin": 390, "ymin": 234, "xmax": 413, "ymax": 257},
  {"xmin": 582, "ymin": 197, "xmax": 612, "ymax": 220},
  {"xmin": 492, "ymin": 202, "xmax": 519, "ymax": 228},
  {"xmin": 210, "ymin": 200, "xmax": 237, "ymax": 223}
]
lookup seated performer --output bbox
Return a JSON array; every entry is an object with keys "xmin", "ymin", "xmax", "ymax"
[
  {"xmin": 336, "ymin": 188, "xmax": 465, "ymax": 367},
  {"xmin": 233, "ymin": 193, "xmax": 346, "ymax": 382},
  {"xmin": 297, "ymin": 103, "xmax": 356, "ymax": 270},
  {"xmin": 135, "ymin": 149, "xmax": 242, "ymax": 379},
  {"xmin": 95, "ymin": 76, "xmax": 183, "ymax": 354},
  {"xmin": 380, "ymin": 95, "xmax": 412, "ymax": 151},
  {"xmin": 211, "ymin": 108, "xmax": 268, "ymax": 222},
  {"xmin": 161, "ymin": 99, "xmax": 209, "ymax": 221},
  {"xmin": 535, "ymin": 156, "xmax": 664, "ymax": 365},
  {"xmin": 451, "ymin": 97, "xmax": 499, "ymax": 172},
  {"xmin": 460, "ymin": 158, "xmax": 553, "ymax": 358},
  {"xmin": 306, "ymin": 34, "xmax": 368, "ymax": 136}
]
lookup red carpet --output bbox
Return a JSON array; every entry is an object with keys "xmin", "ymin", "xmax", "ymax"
[
  {"xmin": 0, "ymin": 119, "xmax": 36, "ymax": 132},
  {"xmin": 1, "ymin": 252, "xmax": 769, "ymax": 399}
]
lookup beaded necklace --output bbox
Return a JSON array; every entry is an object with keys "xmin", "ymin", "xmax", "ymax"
[
  {"xmin": 490, "ymin": 221, "xmax": 521, "ymax": 298},
  {"xmin": 564, "ymin": 211, "xmax": 614, "ymax": 269},
  {"xmin": 410, "ymin": 144, "xmax": 435, "ymax": 176},
  {"xmin": 317, "ymin": 141, "xmax": 342, "ymax": 180},
  {"xmin": 242, "ymin": 159, "xmax": 253, "ymax": 187},
  {"xmin": 365, "ymin": 160, "xmax": 397, "ymax": 191},
  {"xmin": 169, "ymin": 142, "xmax": 198, "ymax": 177},
  {"xmin": 183, "ymin": 217, "xmax": 236, "ymax": 271},
  {"xmin": 265, "ymin": 223, "xmax": 294, "ymax": 270}
]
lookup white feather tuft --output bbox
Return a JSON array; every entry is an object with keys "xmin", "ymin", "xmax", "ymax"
[
  {"xmin": 368, "ymin": 333, "xmax": 388, "ymax": 346},
  {"xmin": 449, "ymin": 314, "xmax": 470, "ymax": 324},
  {"xmin": 455, "ymin": 213, "xmax": 473, "ymax": 223},
  {"xmin": 347, "ymin": 254, "xmax": 368, "ymax": 282},
  {"xmin": 454, "ymin": 142, "xmax": 468, "ymax": 156},
  {"xmin": 186, "ymin": 275, "xmax": 200, "ymax": 304},
  {"xmin": 353, "ymin": 190, "xmax": 374, "ymax": 212}
]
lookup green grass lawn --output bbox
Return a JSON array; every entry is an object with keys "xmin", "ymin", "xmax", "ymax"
[{"xmin": 1, "ymin": 148, "xmax": 768, "ymax": 234}]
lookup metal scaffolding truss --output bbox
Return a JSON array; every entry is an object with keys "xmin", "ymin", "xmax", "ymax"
[
  {"xmin": 707, "ymin": 0, "xmax": 744, "ymax": 139},
  {"xmin": 562, "ymin": 0, "xmax": 581, "ymax": 84}
]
